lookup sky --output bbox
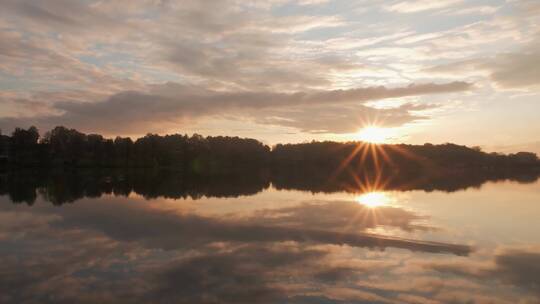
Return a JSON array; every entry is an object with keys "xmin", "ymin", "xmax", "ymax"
[{"xmin": 0, "ymin": 0, "xmax": 539, "ymax": 153}]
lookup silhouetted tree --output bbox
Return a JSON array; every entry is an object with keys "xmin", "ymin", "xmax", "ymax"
[
  {"xmin": 9, "ymin": 126, "xmax": 40, "ymax": 166},
  {"xmin": 1, "ymin": 126, "xmax": 538, "ymax": 175}
]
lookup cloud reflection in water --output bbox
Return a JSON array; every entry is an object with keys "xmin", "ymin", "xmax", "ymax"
[{"xmin": 0, "ymin": 173, "xmax": 539, "ymax": 303}]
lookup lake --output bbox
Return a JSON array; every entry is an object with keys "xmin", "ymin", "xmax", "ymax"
[{"xmin": 1, "ymin": 170, "xmax": 539, "ymax": 303}]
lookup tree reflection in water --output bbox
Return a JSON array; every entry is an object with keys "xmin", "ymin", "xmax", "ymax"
[
  {"xmin": 1, "ymin": 169, "xmax": 540, "ymax": 303},
  {"xmin": 0, "ymin": 167, "xmax": 538, "ymax": 205}
]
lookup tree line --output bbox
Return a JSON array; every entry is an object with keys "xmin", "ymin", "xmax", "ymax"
[
  {"xmin": 1, "ymin": 126, "xmax": 539, "ymax": 173},
  {"xmin": 0, "ymin": 126, "xmax": 269, "ymax": 174}
]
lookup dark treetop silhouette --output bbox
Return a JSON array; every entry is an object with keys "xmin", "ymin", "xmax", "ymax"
[{"xmin": 1, "ymin": 126, "xmax": 539, "ymax": 171}]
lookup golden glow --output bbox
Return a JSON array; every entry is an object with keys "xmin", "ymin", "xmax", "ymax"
[
  {"xmin": 356, "ymin": 192, "xmax": 391, "ymax": 208},
  {"xmin": 356, "ymin": 126, "xmax": 390, "ymax": 143}
]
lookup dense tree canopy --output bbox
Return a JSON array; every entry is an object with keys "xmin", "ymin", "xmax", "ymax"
[
  {"xmin": 1, "ymin": 126, "xmax": 270, "ymax": 174},
  {"xmin": 0, "ymin": 126, "xmax": 538, "ymax": 174}
]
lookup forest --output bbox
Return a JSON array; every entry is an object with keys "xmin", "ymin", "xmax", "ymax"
[{"xmin": 1, "ymin": 126, "xmax": 539, "ymax": 175}]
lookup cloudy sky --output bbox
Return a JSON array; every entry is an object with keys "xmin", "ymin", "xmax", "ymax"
[{"xmin": 0, "ymin": 0, "xmax": 539, "ymax": 152}]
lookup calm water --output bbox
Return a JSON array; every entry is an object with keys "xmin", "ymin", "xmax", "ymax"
[{"xmin": 1, "ymin": 171, "xmax": 540, "ymax": 303}]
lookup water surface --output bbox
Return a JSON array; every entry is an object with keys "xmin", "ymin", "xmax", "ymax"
[{"xmin": 1, "ymin": 171, "xmax": 539, "ymax": 303}]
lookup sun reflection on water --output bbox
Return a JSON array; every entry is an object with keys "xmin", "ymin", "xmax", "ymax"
[{"xmin": 355, "ymin": 191, "xmax": 392, "ymax": 208}]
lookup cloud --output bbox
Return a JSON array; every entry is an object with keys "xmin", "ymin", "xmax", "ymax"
[
  {"xmin": 424, "ymin": 248, "xmax": 540, "ymax": 295},
  {"xmin": 2, "ymin": 0, "xmax": 514, "ymax": 141},
  {"xmin": 255, "ymin": 103, "xmax": 432, "ymax": 133},
  {"xmin": 426, "ymin": 51, "xmax": 540, "ymax": 89},
  {"xmin": 422, "ymin": 5, "xmax": 540, "ymax": 90},
  {"xmin": 12, "ymin": 191, "xmax": 540, "ymax": 304},
  {"xmin": 247, "ymin": 200, "xmax": 434, "ymax": 233},
  {"xmin": 1, "ymin": 0, "xmax": 538, "ymax": 154},
  {"xmin": 386, "ymin": 0, "xmax": 463, "ymax": 13},
  {"xmin": 442, "ymin": 5, "xmax": 500, "ymax": 16},
  {"xmin": 488, "ymin": 52, "xmax": 540, "ymax": 89},
  {"xmin": 0, "ymin": 0, "xmax": 120, "ymax": 31},
  {"xmin": 46, "ymin": 196, "xmax": 470, "ymax": 255},
  {"xmin": 145, "ymin": 245, "xmax": 327, "ymax": 304},
  {"xmin": 0, "ymin": 27, "xmax": 140, "ymax": 96},
  {"xmin": 0, "ymin": 0, "xmax": 348, "ymax": 96},
  {"xmin": 0, "ymin": 81, "xmax": 471, "ymax": 135},
  {"xmin": 0, "ymin": 193, "xmax": 474, "ymax": 303}
]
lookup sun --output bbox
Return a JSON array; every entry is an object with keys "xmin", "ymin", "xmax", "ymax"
[{"xmin": 356, "ymin": 126, "xmax": 390, "ymax": 144}]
